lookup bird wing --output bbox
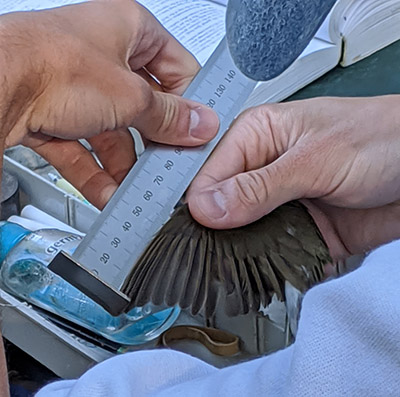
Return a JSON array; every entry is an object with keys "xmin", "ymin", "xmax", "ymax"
[{"xmin": 122, "ymin": 202, "xmax": 331, "ymax": 317}]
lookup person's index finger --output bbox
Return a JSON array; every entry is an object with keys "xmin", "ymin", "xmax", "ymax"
[
  {"xmin": 189, "ymin": 111, "xmax": 277, "ymax": 193},
  {"xmin": 33, "ymin": 139, "xmax": 118, "ymax": 210},
  {"xmin": 146, "ymin": 33, "xmax": 200, "ymax": 95},
  {"xmin": 87, "ymin": 128, "xmax": 136, "ymax": 185},
  {"xmin": 132, "ymin": 4, "xmax": 200, "ymax": 95},
  {"xmin": 189, "ymin": 102, "xmax": 290, "ymax": 195}
]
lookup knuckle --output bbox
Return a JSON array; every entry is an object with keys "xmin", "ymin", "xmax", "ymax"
[
  {"xmin": 233, "ymin": 171, "xmax": 269, "ymax": 207},
  {"xmin": 156, "ymin": 94, "xmax": 179, "ymax": 133},
  {"xmin": 237, "ymin": 104, "xmax": 274, "ymax": 131},
  {"xmin": 236, "ymin": 105, "xmax": 274, "ymax": 140},
  {"xmin": 231, "ymin": 106, "xmax": 279, "ymax": 169},
  {"xmin": 117, "ymin": 74, "xmax": 153, "ymax": 127},
  {"xmin": 143, "ymin": 92, "xmax": 182, "ymax": 141},
  {"xmin": 130, "ymin": 79, "xmax": 153, "ymax": 117}
]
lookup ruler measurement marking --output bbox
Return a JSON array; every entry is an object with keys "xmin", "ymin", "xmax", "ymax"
[{"xmin": 67, "ymin": 37, "xmax": 257, "ymax": 295}]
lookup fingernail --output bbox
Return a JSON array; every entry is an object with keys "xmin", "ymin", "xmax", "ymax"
[
  {"xmin": 196, "ymin": 190, "xmax": 227, "ymax": 219},
  {"xmin": 189, "ymin": 106, "xmax": 219, "ymax": 140}
]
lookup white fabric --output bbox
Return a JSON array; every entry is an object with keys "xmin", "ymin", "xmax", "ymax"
[{"xmin": 36, "ymin": 239, "xmax": 400, "ymax": 396}]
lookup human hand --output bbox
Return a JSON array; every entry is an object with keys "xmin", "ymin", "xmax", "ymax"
[
  {"xmin": 187, "ymin": 96, "xmax": 400, "ymax": 259},
  {"xmin": 0, "ymin": 0, "xmax": 218, "ymax": 208}
]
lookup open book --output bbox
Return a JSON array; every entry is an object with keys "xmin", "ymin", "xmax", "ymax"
[
  {"xmin": 137, "ymin": 0, "xmax": 400, "ymax": 107},
  {"xmin": 1, "ymin": 0, "xmax": 400, "ymax": 108}
]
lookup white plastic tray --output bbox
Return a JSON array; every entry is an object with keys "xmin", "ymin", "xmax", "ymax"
[{"xmin": 2, "ymin": 156, "xmax": 289, "ymax": 378}]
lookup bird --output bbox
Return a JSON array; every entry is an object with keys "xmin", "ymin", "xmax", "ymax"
[{"xmin": 122, "ymin": 201, "xmax": 331, "ymax": 321}]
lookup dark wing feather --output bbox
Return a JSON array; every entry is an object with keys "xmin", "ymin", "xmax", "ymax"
[
  {"xmin": 150, "ymin": 234, "xmax": 185, "ymax": 306},
  {"xmin": 245, "ymin": 256, "xmax": 267, "ymax": 308},
  {"xmin": 139, "ymin": 234, "xmax": 182, "ymax": 306},
  {"xmin": 180, "ymin": 230, "xmax": 206, "ymax": 310},
  {"xmin": 125, "ymin": 234, "xmax": 169, "ymax": 307},
  {"xmin": 122, "ymin": 202, "xmax": 331, "ymax": 318},
  {"xmin": 257, "ymin": 256, "xmax": 284, "ymax": 303},
  {"xmin": 191, "ymin": 229, "xmax": 212, "ymax": 315}
]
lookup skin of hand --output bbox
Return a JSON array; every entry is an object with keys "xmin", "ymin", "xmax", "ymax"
[
  {"xmin": 0, "ymin": 3, "xmax": 218, "ymax": 392},
  {"xmin": 0, "ymin": 0, "xmax": 219, "ymax": 209},
  {"xmin": 187, "ymin": 96, "xmax": 400, "ymax": 260}
]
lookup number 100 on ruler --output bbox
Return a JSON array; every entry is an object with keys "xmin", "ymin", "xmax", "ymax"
[{"xmin": 49, "ymin": 37, "xmax": 257, "ymax": 315}]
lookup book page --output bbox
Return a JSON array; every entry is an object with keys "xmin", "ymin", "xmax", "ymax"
[
  {"xmin": 314, "ymin": 0, "xmax": 354, "ymax": 45},
  {"xmin": 0, "ymin": 0, "xmax": 225, "ymax": 65},
  {"xmin": 138, "ymin": 0, "xmax": 226, "ymax": 65},
  {"xmin": 314, "ymin": 13, "xmax": 335, "ymax": 44},
  {"xmin": 0, "ymin": 0, "xmax": 85, "ymax": 13}
]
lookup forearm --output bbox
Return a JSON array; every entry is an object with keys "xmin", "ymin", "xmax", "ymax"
[{"xmin": 0, "ymin": 17, "xmax": 30, "ymax": 396}]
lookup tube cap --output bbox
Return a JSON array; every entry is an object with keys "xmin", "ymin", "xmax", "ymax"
[{"xmin": 0, "ymin": 222, "xmax": 31, "ymax": 264}]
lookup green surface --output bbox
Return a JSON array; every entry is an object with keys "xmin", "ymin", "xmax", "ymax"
[{"xmin": 287, "ymin": 39, "xmax": 400, "ymax": 100}]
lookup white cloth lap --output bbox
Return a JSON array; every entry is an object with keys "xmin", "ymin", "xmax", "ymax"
[{"xmin": 37, "ymin": 239, "xmax": 400, "ymax": 396}]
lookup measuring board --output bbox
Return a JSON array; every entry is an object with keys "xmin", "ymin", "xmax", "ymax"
[{"xmin": 49, "ymin": 37, "xmax": 257, "ymax": 315}]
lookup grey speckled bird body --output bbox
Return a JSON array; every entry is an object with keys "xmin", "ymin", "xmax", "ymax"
[{"xmin": 122, "ymin": 202, "xmax": 331, "ymax": 319}]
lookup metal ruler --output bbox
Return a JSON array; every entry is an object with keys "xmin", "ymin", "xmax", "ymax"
[{"xmin": 49, "ymin": 37, "xmax": 257, "ymax": 316}]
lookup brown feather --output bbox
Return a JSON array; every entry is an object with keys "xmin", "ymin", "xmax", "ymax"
[{"xmin": 122, "ymin": 202, "xmax": 331, "ymax": 318}]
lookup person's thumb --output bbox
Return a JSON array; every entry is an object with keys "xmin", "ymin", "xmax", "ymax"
[
  {"xmin": 132, "ymin": 89, "xmax": 219, "ymax": 146},
  {"xmin": 188, "ymin": 154, "xmax": 310, "ymax": 229}
]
